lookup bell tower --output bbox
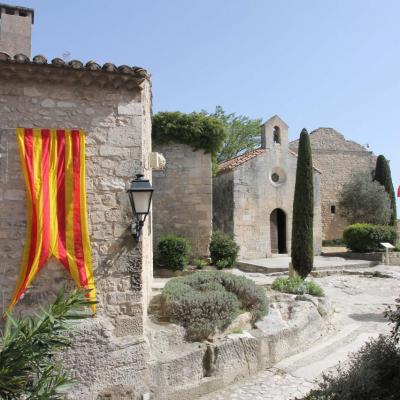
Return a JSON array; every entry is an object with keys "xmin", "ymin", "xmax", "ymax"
[
  {"xmin": 260, "ymin": 115, "xmax": 289, "ymax": 150},
  {"xmin": 0, "ymin": 3, "xmax": 34, "ymax": 56}
]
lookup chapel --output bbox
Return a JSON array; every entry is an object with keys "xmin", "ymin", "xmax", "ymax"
[{"xmin": 213, "ymin": 115, "xmax": 322, "ymax": 259}]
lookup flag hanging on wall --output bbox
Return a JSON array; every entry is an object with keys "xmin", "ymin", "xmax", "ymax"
[{"xmin": 8, "ymin": 128, "xmax": 96, "ymax": 312}]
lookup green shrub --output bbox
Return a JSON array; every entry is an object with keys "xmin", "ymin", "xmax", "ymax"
[
  {"xmin": 322, "ymin": 239, "xmax": 344, "ymax": 247},
  {"xmin": 343, "ymin": 223, "xmax": 397, "ymax": 253},
  {"xmin": 272, "ymin": 276, "xmax": 324, "ymax": 297},
  {"xmin": 161, "ymin": 271, "xmax": 268, "ymax": 340},
  {"xmin": 216, "ymin": 259, "xmax": 231, "ymax": 270},
  {"xmin": 394, "ymin": 245, "xmax": 400, "ymax": 252},
  {"xmin": 0, "ymin": 289, "xmax": 93, "ymax": 399},
  {"xmin": 385, "ymin": 297, "xmax": 400, "ymax": 343},
  {"xmin": 152, "ymin": 111, "xmax": 226, "ymax": 156},
  {"xmin": 193, "ymin": 258, "xmax": 208, "ymax": 269},
  {"xmin": 209, "ymin": 231, "xmax": 239, "ymax": 268},
  {"xmin": 302, "ymin": 335, "xmax": 400, "ymax": 400},
  {"xmin": 156, "ymin": 235, "xmax": 191, "ymax": 271}
]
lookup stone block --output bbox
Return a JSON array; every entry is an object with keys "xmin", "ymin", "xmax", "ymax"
[
  {"xmin": 96, "ymin": 177, "xmax": 126, "ymax": 191},
  {"xmin": 114, "ymin": 315, "xmax": 143, "ymax": 337},
  {"xmin": 117, "ymin": 102, "xmax": 142, "ymax": 116}
]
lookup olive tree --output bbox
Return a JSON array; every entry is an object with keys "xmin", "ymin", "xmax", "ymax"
[{"xmin": 339, "ymin": 172, "xmax": 392, "ymax": 225}]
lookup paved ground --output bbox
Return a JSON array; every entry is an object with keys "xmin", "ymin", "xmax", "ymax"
[
  {"xmin": 200, "ymin": 265, "xmax": 400, "ymax": 400},
  {"xmin": 237, "ymin": 254, "xmax": 375, "ymax": 274}
]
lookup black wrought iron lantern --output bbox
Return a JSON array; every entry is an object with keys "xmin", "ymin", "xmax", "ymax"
[{"xmin": 127, "ymin": 174, "xmax": 154, "ymax": 242}]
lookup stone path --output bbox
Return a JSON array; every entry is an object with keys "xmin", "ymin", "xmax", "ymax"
[
  {"xmin": 200, "ymin": 266, "xmax": 400, "ymax": 400},
  {"xmin": 200, "ymin": 368, "xmax": 315, "ymax": 400}
]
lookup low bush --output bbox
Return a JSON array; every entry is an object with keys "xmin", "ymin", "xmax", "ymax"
[
  {"xmin": 343, "ymin": 223, "xmax": 397, "ymax": 253},
  {"xmin": 156, "ymin": 235, "xmax": 191, "ymax": 271},
  {"xmin": 272, "ymin": 276, "xmax": 324, "ymax": 297},
  {"xmin": 302, "ymin": 335, "xmax": 400, "ymax": 400},
  {"xmin": 216, "ymin": 259, "xmax": 231, "ymax": 270},
  {"xmin": 394, "ymin": 245, "xmax": 400, "ymax": 252},
  {"xmin": 209, "ymin": 231, "xmax": 239, "ymax": 268},
  {"xmin": 193, "ymin": 258, "xmax": 208, "ymax": 269},
  {"xmin": 385, "ymin": 297, "xmax": 400, "ymax": 343},
  {"xmin": 161, "ymin": 271, "xmax": 268, "ymax": 340},
  {"xmin": 322, "ymin": 239, "xmax": 344, "ymax": 247}
]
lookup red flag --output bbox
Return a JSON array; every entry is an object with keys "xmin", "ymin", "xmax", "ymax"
[{"xmin": 8, "ymin": 128, "xmax": 96, "ymax": 312}]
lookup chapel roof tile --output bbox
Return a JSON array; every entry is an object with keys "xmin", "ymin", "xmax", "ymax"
[
  {"xmin": 217, "ymin": 147, "xmax": 322, "ymax": 174},
  {"xmin": 217, "ymin": 148, "xmax": 267, "ymax": 174}
]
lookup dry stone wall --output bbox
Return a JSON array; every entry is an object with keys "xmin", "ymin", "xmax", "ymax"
[
  {"xmin": 290, "ymin": 128, "xmax": 376, "ymax": 240},
  {"xmin": 152, "ymin": 143, "xmax": 212, "ymax": 258},
  {"xmin": 0, "ymin": 73, "xmax": 153, "ymax": 399}
]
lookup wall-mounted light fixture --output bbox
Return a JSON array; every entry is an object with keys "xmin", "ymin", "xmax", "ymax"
[{"xmin": 127, "ymin": 174, "xmax": 154, "ymax": 242}]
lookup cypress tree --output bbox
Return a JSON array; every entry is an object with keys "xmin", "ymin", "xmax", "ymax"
[
  {"xmin": 291, "ymin": 129, "xmax": 314, "ymax": 278},
  {"xmin": 374, "ymin": 155, "xmax": 397, "ymax": 226}
]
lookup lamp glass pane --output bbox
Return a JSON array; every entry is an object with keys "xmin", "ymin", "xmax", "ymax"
[{"xmin": 133, "ymin": 191, "xmax": 151, "ymax": 214}]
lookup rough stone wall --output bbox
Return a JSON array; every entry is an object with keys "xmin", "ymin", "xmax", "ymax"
[
  {"xmin": 0, "ymin": 74, "xmax": 152, "ymax": 399},
  {"xmin": 229, "ymin": 150, "xmax": 321, "ymax": 259},
  {"xmin": 290, "ymin": 128, "xmax": 376, "ymax": 240},
  {"xmin": 213, "ymin": 170, "xmax": 234, "ymax": 237},
  {"xmin": 152, "ymin": 143, "xmax": 212, "ymax": 258}
]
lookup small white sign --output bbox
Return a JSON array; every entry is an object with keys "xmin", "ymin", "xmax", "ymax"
[{"xmin": 381, "ymin": 242, "xmax": 395, "ymax": 249}]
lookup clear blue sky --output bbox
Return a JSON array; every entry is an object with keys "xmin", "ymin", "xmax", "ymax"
[{"xmin": 21, "ymin": 0, "xmax": 400, "ymax": 207}]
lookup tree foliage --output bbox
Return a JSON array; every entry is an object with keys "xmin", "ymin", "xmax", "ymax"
[
  {"xmin": 152, "ymin": 111, "xmax": 226, "ymax": 156},
  {"xmin": 374, "ymin": 155, "xmax": 397, "ymax": 226},
  {"xmin": 204, "ymin": 106, "xmax": 262, "ymax": 162},
  {"xmin": 291, "ymin": 129, "xmax": 314, "ymax": 278},
  {"xmin": 339, "ymin": 172, "xmax": 392, "ymax": 225},
  {"xmin": 0, "ymin": 289, "xmax": 94, "ymax": 399}
]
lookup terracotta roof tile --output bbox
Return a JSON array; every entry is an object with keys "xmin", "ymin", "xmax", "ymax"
[
  {"xmin": 217, "ymin": 148, "xmax": 266, "ymax": 174},
  {"xmin": 0, "ymin": 52, "xmax": 149, "ymax": 89},
  {"xmin": 217, "ymin": 147, "xmax": 322, "ymax": 175}
]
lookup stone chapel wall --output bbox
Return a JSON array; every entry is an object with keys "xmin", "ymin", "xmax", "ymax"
[
  {"xmin": 213, "ymin": 170, "xmax": 234, "ymax": 237},
  {"xmin": 229, "ymin": 152, "xmax": 321, "ymax": 259},
  {"xmin": 0, "ymin": 66, "xmax": 153, "ymax": 399},
  {"xmin": 290, "ymin": 128, "xmax": 376, "ymax": 240},
  {"xmin": 152, "ymin": 143, "xmax": 212, "ymax": 258}
]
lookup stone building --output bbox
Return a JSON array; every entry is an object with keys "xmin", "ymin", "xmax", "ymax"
[
  {"xmin": 290, "ymin": 128, "xmax": 376, "ymax": 240},
  {"xmin": 152, "ymin": 143, "xmax": 212, "ymax": 258},
  {"xmin": 213, "ymin": 115, "xmax": 322, "ymax": 259},
  {"xmin": 0, "ymin": 4, "xmax": 153, "ymax": 398}
]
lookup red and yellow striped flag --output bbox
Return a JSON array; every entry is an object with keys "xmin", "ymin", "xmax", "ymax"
[{"xmin": 8, "ymin": 128, "xmax": 96, "ymax": 312}]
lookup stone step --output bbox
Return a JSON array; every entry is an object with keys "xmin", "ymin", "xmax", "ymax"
[
  {"xmin": 237, "ymin": 259, "xmax": 377, "ymax": 275},
  {"xmin": 275, "ymin": 323, "xmax": 379, "ymax": 381}
]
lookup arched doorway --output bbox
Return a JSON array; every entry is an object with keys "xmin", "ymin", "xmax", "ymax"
[{"xmin": 270, "ymin": 208, "xmax": 287, "ymax": 254}]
